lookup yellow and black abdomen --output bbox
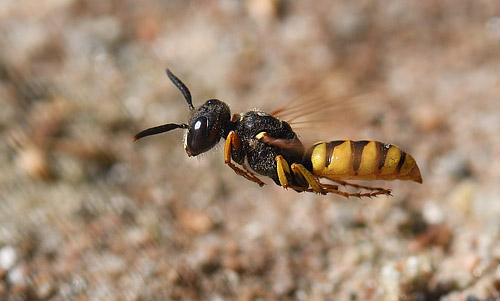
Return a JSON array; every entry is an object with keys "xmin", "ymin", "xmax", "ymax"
[{"xmin": 304, "ymin": 140, "xmax": 422, "ymax": 183}]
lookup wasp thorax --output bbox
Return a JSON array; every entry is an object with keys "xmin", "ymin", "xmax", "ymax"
[{"xmin": 185, "ymin": 99, "xmax": 231, "ymax": 156}]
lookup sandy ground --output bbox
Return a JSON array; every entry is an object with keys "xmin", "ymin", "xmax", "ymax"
[{"xmin": 1, "ymin": 1, "xmax": 500, "ymax": 300}]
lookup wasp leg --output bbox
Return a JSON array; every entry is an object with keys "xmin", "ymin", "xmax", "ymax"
[
  {"xmin": 225, "ymin": 131, "xmax": 265, "ymax": 187},
  {"xmin": 275, "ymin": 156, "xmax": 318, "ymax": 192},
  {"xmin": 290, "ymin": 163, "xmax": 323, "ymax": 193},
  {"xmin": 289, "ymin": 163, "xmax": 391, "ymax": 198},
  {"xmin": 242, "ymin": 162, "xmax": 263, "ymax": 182},
  {"xmin": 330, "ymin": 179, "xmax": 392, "ymax": 195},
  {"xmin": 319, "ymin": 179, "xmax": 391, "ymax": 198},
  {"xmin": 275, "ymin": 155, "xmax": 292, "ymax": 188},
  {"xmin": 319, "ymin": 188, "xmax": 391, "ymax": 198},
  {"xmin": 275, "ymin": 156, "xmax": 341, "ymax": 195},
  {"xmin": 241, "ymin": 162, "xmax": 255, "ymax": 176}
]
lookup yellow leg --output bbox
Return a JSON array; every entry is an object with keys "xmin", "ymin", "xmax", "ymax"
[
  {"xmin": 290, "ymin": 163, "xmax": 323, "ymax": 193},
  {"xmin": 277, "ymin": 158, "xmax": 392, "ymax": 198},
  {"xmin": 290, "ymin": 163, "xmax": 392, "ymax": 197},
  {"xmin": 275, "ymin": 155, "xmax": 291, "ymax": 188},
  {"xmin": 224, "ymin": 131, "xmax": 265, "ymax": 187},
  {"xmin": 275, "ymin": 156, "xmax": 323, "ymax": 193}
]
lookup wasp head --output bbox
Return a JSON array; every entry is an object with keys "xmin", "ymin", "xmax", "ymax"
[
  {"xmin": 133, "ymin": 69, "xmax": 231, "ymax": 157},
  {"xmin": 185, "ymin": 99, "xmax": 230, "ymax": 156}
]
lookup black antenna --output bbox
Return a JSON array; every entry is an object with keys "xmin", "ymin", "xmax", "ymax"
[
  {"xmin": 133, "ymin": 123, "xmax": 188, "ymax": 142},
  {"xmin": 166, "ymin": 69, "xmax": 194, "ymax": 111}
]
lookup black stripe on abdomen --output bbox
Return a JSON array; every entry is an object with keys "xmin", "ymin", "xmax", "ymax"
[
  {"xmin": 325, "ymin": 140, "xmax": 345, "ymax": 167},
  {"xmin": 352, "ymin": 140, "xmax": 370, "ymax": 172}
]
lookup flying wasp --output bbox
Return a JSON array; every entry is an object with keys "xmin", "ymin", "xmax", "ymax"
[{"xmin": 133, "ymin": 69, "xmax": 422, "ymax": 198}]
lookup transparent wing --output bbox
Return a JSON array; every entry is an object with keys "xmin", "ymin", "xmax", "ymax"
[{"xmin": 270, "ymin": 72, "xmax": 388, "ymax": 145}]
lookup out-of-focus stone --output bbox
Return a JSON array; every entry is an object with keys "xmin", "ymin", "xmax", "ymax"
[
  {"xmin": 34, "ymin": 272, "xmax": 55, "ymax": 299},
  {"xmin": 0, "ymin": 246, "xmax": 17, "ymax": 270},
  {"xmin": 17, "ymin": 146, "xmax": 51, "ymax": 179},
  {"xmin": 179, "ymin": 210, "xmax": 214, "ymax": 234},
  {"xmin": 412, "ymin": 104, "xmax": 446, "ymax": 133}
]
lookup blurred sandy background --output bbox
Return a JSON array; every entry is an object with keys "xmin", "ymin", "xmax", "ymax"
[{"xmin": 1, "ymin": 1, "xmax": 500, "ymax": 300}]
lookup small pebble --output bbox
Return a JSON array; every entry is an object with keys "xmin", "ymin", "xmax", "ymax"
[
  {"xmin": 179, "ymin": 210, "xmax": 214, "ymax": 234},
  {"xmin": 34, "ymin": 273, "xmax": 55, "ymax": 299},
  {"xmin": 17, "ymin": 146, "xmax": 51, "ymax": 179},
  {"xmin": 0, "ymin": 246, "xmax": 17, "ymax": 270},
  {"xmin": 412, "ymin": 104, "xmax": 446, "ymax": 132},
  {"xmin": 7, "ymin": 265, "xmax": 26, "ymax": 287}
]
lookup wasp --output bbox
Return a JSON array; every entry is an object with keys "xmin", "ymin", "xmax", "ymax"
[{"xmin": 134, "ymin": 69, "xmax": 422, "ymax": 198}]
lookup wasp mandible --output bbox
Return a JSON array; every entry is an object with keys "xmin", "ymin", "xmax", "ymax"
[{"xmin": 133, "ymin": 69, "xmax": 422, "ymax": 198}]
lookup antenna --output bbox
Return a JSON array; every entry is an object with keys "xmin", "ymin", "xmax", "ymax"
[
  {"xmin": 166, "ymin": 69, "xmax": 194, "ymax": 111},
  {"xmin": 133, "ymin": 123, "xmax": 188, "ymax": 142}
]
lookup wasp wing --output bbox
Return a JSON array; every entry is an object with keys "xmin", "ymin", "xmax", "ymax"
[{"xmin": 269, "ymin": 71, "xmax": 388, "ymax": 145}]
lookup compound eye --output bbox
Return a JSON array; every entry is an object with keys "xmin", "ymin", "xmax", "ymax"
[{"xmin": 186, "ymin": 116, "xmax": 209, "ymax": 155}]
